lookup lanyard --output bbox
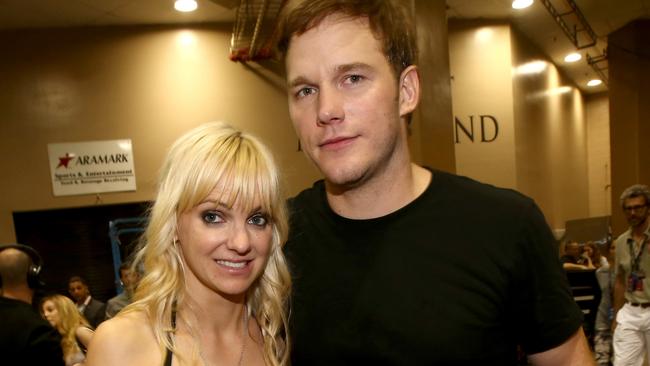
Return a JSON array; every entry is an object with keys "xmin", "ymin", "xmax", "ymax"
[{"xmin": 629, "ymin": 238, "xmax": 647, "ymax": 272}]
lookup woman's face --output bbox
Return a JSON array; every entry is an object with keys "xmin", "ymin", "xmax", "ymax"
[
  {"xmin": 42, "ymin": 300, "xmax": 60, "ymax": 327},
  {"xmin": 584, "ymin": 246, "xmax": 593, "ymax": 257},
  {"xmin": 176, "ymin": 185, "xmax": 274, "ymax": 299}
]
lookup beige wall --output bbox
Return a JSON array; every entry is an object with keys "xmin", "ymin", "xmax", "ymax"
[
  {"xmin": 448, "ymin": 21, "xmax": 590, "ymax": 230},
  {"xmin": 585, "ymin": 93, "xmax": 611, "ymax": 217},
  {"xmin": 609, "ymin": 20, "xmax": 650, "ymax": 235},
  {"xmin": 510, "ymin": 28, "xmax": 590, "ymax": 230},
  {"xmin": 449, "ymin": 22, "xmax": 517, "ymax": 189},
  {"xmin": 0, "ymin": 25, "xmax": 322, "ymax": 243}
]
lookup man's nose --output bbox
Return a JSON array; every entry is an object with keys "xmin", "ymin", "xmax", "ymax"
[{"xmin": 317, "ymin": 85, "xmax": 344, "ymax": 125}]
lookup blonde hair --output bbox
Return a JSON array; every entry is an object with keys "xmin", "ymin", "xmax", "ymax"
[
  {"xmin": 124, "ymin": 122, "xmax": 291, "ymax": 365},
  {"xmin": 40, "ymin": 294, "xmax": 90, "ymax": 364}
]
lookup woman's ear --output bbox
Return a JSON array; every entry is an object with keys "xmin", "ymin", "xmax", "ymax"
[{"xmin": 398, "ymin": 65, "xmax": 421, "ymax": 117}]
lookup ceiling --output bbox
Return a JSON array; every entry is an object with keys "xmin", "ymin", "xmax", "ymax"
[
  {"xmin": 0, "ymin": 0, "xmax": 236, "ymax": 29},
  {"xmin": 447, "ymin": 0, "xmax": 650, "ymax": 94},
  {"xmin": 0, "ymin": 0, "xmax": 648, "ymax": 94}
]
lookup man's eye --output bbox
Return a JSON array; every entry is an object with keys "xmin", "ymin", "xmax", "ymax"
[
  {"xmin": 248, "ymin": 214, "xmax": 269, "ymax": 227},
  {"xmin": 296, "ymin": 87, "xmax": 316, "ymax": 99},
  {"xmin": 203, "ymin": 212, "xmax": 223, "ymax": 224},
  {"xmin": 345, "ymin": 74, "xmax": 364, "ymax": 84}
]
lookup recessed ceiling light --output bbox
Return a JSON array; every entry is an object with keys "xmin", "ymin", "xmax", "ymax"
[
  {"xmin": 512, "ymin": 0, "xmax": 534, "ymax": 9},
  {"xmin": 587, "ymin": 79, "xmax": 603, "ymax": 87},
  {"xmin": 564, "ymin": 52, "xmax": 582, "ymax": 63},
  {"xmin": 175, "ymin": 0, "xmax": 198, "ymax": 12}
]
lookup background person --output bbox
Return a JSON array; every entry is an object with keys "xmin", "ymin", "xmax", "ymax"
[
  {"xmin": 105, "ymin": 263, "xmax": 140, "ymax": 319},
  {"xmin": 562, "ymin": 241, "xmax": 595, "ymax": 270},
  {"xmin": 613, "ymin": 184, "xmax": 650, "ymax": 365},
  {"xmin": 584, "ymin": 242, "xmax": 608, "ymax": 269},
  {"xmin": 277, "ymin": 0, "xmax": 592, "ymax": 364},
  {"xmin": 594, "ymin": 240, "xmax": 616, "ymax": 365},
  {"xmin": 0, "ymin": 244, "xmax": 64, "ymax": 365},
  {"xmin": 86, "ymin": 122, "xmax": 291, "ymax": 366},
  {"xmin": 41, "ymin": 294, "xmax": 94, "ymax": 366},
  {"xmin": 68, "ymin": 275, "xmax": 105, "ymax": 328}
]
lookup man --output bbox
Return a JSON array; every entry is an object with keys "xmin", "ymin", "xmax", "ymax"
[
  {"xmin": 68, "ymin": 275, "xmax": 106, "ymax": 328},
  {"xmin": 277, "ymin": 0, "xmax": 593, "ymax": 364},
  {"xmin": 104, "ymin": 263, "xmax": 139, "ymax": 319},
  {"xmin": 613, "ymin": 184, "xmax": 650, "ymax": 365},
  {"xmin": 0, "ymin": 244, "xmax": 64, "ymax": 365},
  {"xmin": 562, "ymin": 241, "xmax": 593, "ymax": 270}
]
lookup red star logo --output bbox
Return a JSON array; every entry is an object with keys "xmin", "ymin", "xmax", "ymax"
[{"xmin": 57, "ymin": 153, "xmax": 75, "ymax": 168}]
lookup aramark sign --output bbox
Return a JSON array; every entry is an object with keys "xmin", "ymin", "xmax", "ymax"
[{"xmin": 48, "ymin": 140, "xmax": 136, "ymax": 197}]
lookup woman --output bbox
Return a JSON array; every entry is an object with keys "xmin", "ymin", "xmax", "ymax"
[
  {"xmin": 41, "ymin": 294, "xmax": 94, "ymax": 366},
  {"xmin": 86, "ymin": 122, "xmax": 291, "ymax": 366},
  {"xmin": 583, "ymin": 241, "xmax": 608, "ymax": 269}
]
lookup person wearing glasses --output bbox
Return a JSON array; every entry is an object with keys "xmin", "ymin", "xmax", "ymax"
[{"xmin": 613, "ymin": 184, "xmax": 650, "ymax": 365}]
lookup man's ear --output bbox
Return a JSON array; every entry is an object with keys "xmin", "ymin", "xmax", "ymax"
[{"xmin": 398, "ymin": 65, "xmax": 420, "ymax": 117}]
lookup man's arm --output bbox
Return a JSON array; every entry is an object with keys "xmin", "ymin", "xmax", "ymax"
[
  {"xmin": 563, "ymin": 263, "xmax": 590, "ymax": 270},
  {"xmin": 612, "ymin": 268, "xmax": 627, "ymax": 331},
  {"xmin": 527, "ymin": 328, "xmax": 595, "ymax": 366}
]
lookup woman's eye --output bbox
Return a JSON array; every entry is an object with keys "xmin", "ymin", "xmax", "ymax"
[
  {"xmin": 203, "ymin": 211, "xmax": 223, "ymax": 224},
  {"xmin": 248, "ymin": 214, "xmax": 268, "ymax": 227}
]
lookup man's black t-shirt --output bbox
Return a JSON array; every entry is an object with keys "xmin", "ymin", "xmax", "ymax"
[
  {"xmin": 0, "ymin": 296, "xmax": 64, "ymax": 365},
  {"xmin": 285, "ymin": 169, "xmax": 582, "ymax": 365}
]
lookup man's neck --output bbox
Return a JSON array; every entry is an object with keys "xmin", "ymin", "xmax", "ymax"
[
  {"xmin": 326, "ymin": 163, "xmax": 431, "ymax": 219},
  {"xmin": 1, "ymin": 285, "xmax": 33, "ymax": 304},
  {"xmin": 78, "ymin": 295, "xmax": 91, "ymax": 306}
]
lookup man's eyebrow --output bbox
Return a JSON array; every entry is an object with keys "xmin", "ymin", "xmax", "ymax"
[
  {"xmin": 335, "ymin": 62, "xmax": 371, "ymax": 74},
  {"xmin": 288, "ymin": 76, "xmax": 311, "ymax": 89}
]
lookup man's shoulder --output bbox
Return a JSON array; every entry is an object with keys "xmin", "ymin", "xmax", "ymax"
[
  {"xmin": 90, "ymin": 297, "xmax": 106, "ymax": 307},
  {"xmin": 615, "ymin": 228, "xmax": 632, "ymax": 243},
  {"xmin": 106, "ymin": 292, "xmax": 128, "ymax": 307},
  {"xmin": 288, "ymin": 179, "xmax": 326, "ymax": 213},
  {"xmin": 430, "ymin": 169, "xmax": 534, "ymax": 209},
  {"xmin": 0, "ymin": 296, "xmax": 37, "ymax": 315},
  {"xmin": 0, "ymin": 296, "xmax": 38, "ymax": 319},
  {"xmin": 0, "ymin": 296, "xmax": 56, "ymax": 331}
]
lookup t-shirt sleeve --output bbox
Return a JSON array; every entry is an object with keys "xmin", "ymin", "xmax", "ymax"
[{"xmin": 515, "ymin": 201, "xmax": 584, "ymax": 354}]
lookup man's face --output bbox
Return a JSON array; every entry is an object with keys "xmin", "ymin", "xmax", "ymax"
[
  {"xmin": 68, "ymin": 280, "xmax": 89, "ymax": 303},
  {"xmin": 120, "ymin": 268, "xmax": 140, "ymax": 291},
  {"xmin": 285, "ymin": 15, "xmax": 418, "ymax": 188},
  {"xmin": 566, "ymin": 242, "xmax": 581, "ymax": 259},
  {"xmin": 623, "ymin": 196, "xmax": 649, "ymax": 228}
]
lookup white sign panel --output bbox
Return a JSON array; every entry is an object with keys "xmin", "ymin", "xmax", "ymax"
[{"xmin": 48, "ymin": 140, "xmax": 136, "ymax": 196}]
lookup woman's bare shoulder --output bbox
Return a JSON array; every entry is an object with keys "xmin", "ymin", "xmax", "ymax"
[{"xmin": 86, "ymin": 310, "xmax": 161, "ymax": 365}]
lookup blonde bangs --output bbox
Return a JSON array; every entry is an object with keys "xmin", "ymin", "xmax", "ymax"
[{"xmin": 173, "ymin": 127, "xmax": 281, "ymax": 224}]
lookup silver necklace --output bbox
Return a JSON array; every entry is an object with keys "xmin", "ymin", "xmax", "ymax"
[{"xmin": 199, "ymin": 307, "xmax": 248, "ymax": 366}]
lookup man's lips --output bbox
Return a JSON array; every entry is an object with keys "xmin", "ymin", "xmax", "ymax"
[{"xmin": 319, "ymin": 136, "xmax": 357, "ymax": 149}]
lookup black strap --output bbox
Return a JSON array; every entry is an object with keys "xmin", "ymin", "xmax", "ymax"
[{"xmin": 163, "ymin": 307, "xmax": 176, "ymax": 366}]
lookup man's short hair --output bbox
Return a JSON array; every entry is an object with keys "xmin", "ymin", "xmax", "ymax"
[
  {"xmin": 68, "ymin": 275, "xmax": 88, "ymax": 286},
  {"xmin": 276, "ymin": 0, "xmax": 418, "ymax": 80},
  {"xmin": 620, "ymin": 184, "xmax": 650, "ymax": 208}
]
